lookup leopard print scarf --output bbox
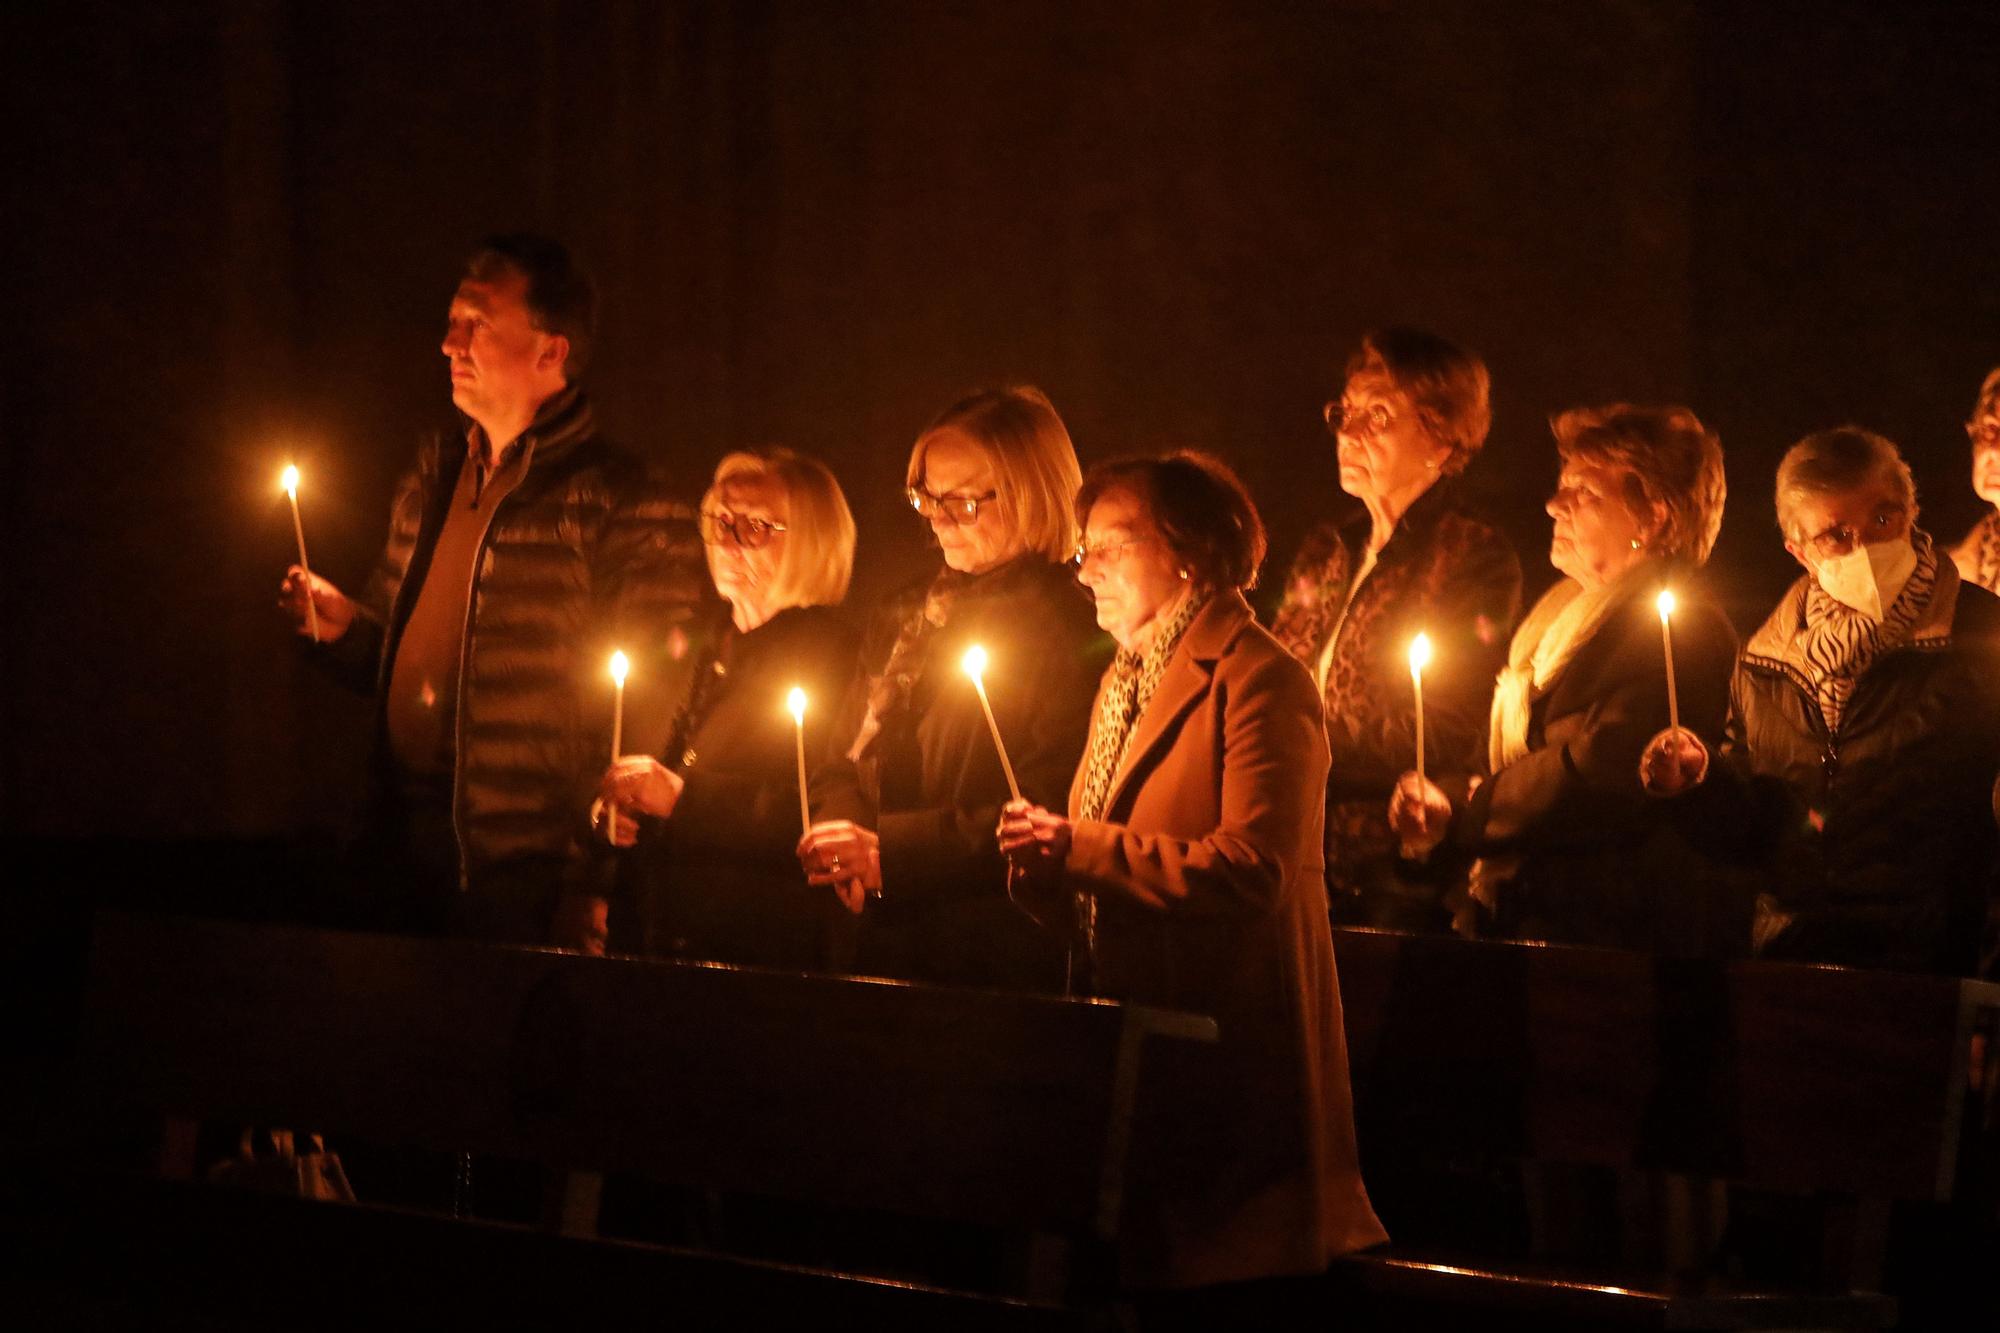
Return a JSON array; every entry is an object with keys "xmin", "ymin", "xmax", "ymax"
[{"xmin": 1076, "ymin": 587, "xmax": 1208, "ymax": 822}]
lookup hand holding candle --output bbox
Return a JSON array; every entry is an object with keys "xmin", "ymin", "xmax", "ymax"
[
  {"xmin": 1637, "ymin": 588, "xmax": 1709, "ymax": 796},
  {"xmin": 281, "ymin": 464, "xmax": 319, "ymax": 642},
  {"xmin": 961, "ymin": 644, "xmax": 1023, "ymax": 802},
  {"xmin": 1407, "ymin": 632, "xmax": 1432, "ymax": 785}
]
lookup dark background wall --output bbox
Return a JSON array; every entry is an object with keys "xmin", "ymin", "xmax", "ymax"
[{"xmin": 4, "ymin": 1, "xmax": 1996, "ymax": 841}]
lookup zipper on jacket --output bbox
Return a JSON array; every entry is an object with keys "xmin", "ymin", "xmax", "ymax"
[{"xmin": 450, "ymin": 434, "xmax": 539, "ymax": 893}]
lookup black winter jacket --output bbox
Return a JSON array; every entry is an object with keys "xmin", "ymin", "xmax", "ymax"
[
  {"xmin": 1728, "ymin": 565, "xmax": 2000, "ymax": 975},
  {"xmin": 623, "ymin": 603, "xmax": 861, "ymax": 969},
  {"xmin": 814, "ymin": 557, "xmax": 1109, "ymax": 991},
  {"xmin": 1448, "ymin": 573, "xmax": 1748, "ymax": 955},
  {"xmin": 321, "ymin": 388, "xmax": 702, "ymax": 890}
]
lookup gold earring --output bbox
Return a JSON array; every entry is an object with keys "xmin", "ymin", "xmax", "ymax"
[
  {"xmin": 1178, "ymin": 568, "xmax": 1190, "ymax": 581},
  {"xmin": 1630, "ymin": 537, "xmax": 1643, "ymax": 550}
]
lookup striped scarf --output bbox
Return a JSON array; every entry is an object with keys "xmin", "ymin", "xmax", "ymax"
[
  {"xmin": 1798, "ymin": 531, "xmax": 1938, "ymax": 734},
  {"xmin": 1076, "ymin": 588, "xmax": 1208, "ymax": 822},
  {"xmin": 1957, "ymin": 509, "xmax": 2000, "ymax": 596}
]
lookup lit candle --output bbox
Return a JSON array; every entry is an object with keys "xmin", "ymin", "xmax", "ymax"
[
  {"xmin": 1408, "ymin": 632, "xmax": 1432, "ymax": 785},
  {"xmin": 281, "ymin": 464, "xmax": 319, "ymax": 642},
  {"xmin": 960, "ymin": 645, "xmax": 1022, "ymax": 803},
  {"xmin": 787, "ymin": 686, "xmax": 811, "ymax": 838},
  {"xmin": 606, "ymin": 650, "xmax": 629, "ymax": 844},
  {"xmin": 1656, "ymin": 590, "xmax": 1680, "ymax": 735}
]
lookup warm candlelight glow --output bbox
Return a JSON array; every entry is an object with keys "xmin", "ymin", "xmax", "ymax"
[
  {"xmin": 605, "ymin": 650, "xmax": 631, "ymax": 845},
  {"xmin": 1656, "ymin": 590, "xmax": 1681, "ymax": 733},
  {"xmin": 959, "ymin": 643, "xmax": 1021, "ymax": 802},
  {"xmin": 788, "ymin": 686, "xmax": 812, "ymax": 838},
  {"xmin": 1409, "ymin": 632, "xmax": 1431, "ymax": 785},
  {"xmin": 281, "ymin": 463, "xmax": 317, "ymax": 642}
]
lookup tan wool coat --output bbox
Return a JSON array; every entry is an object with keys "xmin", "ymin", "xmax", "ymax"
[{"xmin": 1065, "ymin": 591, "xmax": 1387, "ymax": 1288}]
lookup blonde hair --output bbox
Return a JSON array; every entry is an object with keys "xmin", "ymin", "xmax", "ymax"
[
  {"xmin": 703, "ymin": 447, "xmax": 855, "ymax": 610},
  {"xmin": 906, "ymin": 386, "xmax": 1083, "ymax": 563},
  {"xmin": 1552, "ymin": 403, "xmax": 1727, "ymax": 565}
]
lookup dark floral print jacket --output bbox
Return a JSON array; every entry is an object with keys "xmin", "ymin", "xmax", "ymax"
[{"xmin": 1270, "ymin": 479, "xmax": 1521, "ymax": 918}]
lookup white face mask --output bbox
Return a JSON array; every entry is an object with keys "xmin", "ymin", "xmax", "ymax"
[{"xmin": 1814, "ymin": 537, "xmax": 1918, "ymax": 620}]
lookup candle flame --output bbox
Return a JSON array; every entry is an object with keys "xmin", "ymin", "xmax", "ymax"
[
  {"xmin": 786, "ymin": 686, "xmax": 807, "ymax": 722},
  {"xmin": 961, "ymin": 644, "xmax": 989, "ymax": 680},
  {"xmin": 608, "ymin": 650, "xmax": 629, "ymax": 686},
  {"xmin": 281, "ymin": 464, "xmax": 300, "ymax": 498},
  {"xmin": 1656, "ymin": 589, "xmax": 1677, "ymax": 621},
  {"xmin": 1408, "ymin": 632, "xmax": 1432, "ymax": 675}
]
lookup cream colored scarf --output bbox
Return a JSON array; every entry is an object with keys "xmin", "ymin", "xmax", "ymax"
[{"xmin": 1488, "ymin": 562, "xmax": 1660, "ymax": 771}]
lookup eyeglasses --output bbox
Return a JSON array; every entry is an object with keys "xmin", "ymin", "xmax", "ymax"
[
  {"xmin": 699, "ymin": 510, "xmax": 788, "ymax": 549},
  {"xmin": 1801, "ymin": 504, "xmax": 1908, "ymax": 559},
  {"xmin": 907, "ymin": 486, "xmax": 998, "ymax": 525},
  {"xmin": 1070, "ymin": 535, "xmax": 1158, "ymax": 571},
  {"xmin": 1324, "ymin": 400, "xmax": 1394, "ymax": 437},
  {"xmin": 1967, "ymin": 419, "xmax": 2000, "ymax": 447}
]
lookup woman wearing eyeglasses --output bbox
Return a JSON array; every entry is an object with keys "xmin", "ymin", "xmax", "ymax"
[
  {"xmin": 1388, "ymin": 403, "xmax": 1743, "ymax": 953},
  {"xmin": 1269, "ymin": 328, "xmax": 1521, "ymax": 932},
  {"xmin": 1949, "ymin": 368, "xmax": 2000, "ymax": 594},
  {"xmin": 1728, "ymin": 427, "xmax": 2000, "ymax": 974},
  {"xmin": 594, "ymin": 447, "xmax": 860, "ymax": 969},
  {"xmin": 996, "ymin": 452, "xmax": 1384, "ymax": 1302},
  {"xmin": 799, "ymin": 386, "xmax": 1105, "ymax": 991}
]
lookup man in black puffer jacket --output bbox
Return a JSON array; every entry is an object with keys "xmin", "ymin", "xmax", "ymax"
[
  {"xmin": 1728, "ymin": 426, "xmax": 2000, "ymax": 976},
  {"xmin": 280, "ymin": 234, "xmax": 701, "ymax": 948}
]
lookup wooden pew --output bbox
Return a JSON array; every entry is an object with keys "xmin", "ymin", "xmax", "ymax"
[
  {"xmin": 1329, "ymin": 926, "xmax": 2000, "ymax": 1330},
  {"xmin": 58, "ymin": 910, "xmax": 1215, "ymax": 1329}
]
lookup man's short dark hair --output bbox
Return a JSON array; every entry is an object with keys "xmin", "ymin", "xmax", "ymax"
[{"xmin": 464, "ymin": 233, "xmax": 598, "ymax": 381}]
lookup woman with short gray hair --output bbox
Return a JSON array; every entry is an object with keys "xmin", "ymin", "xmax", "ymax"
[{"xmin": 1731, "ymin": 426, "xmax": 2000, "ymax": 974}]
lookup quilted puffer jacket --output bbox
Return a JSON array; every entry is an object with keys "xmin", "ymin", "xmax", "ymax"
[
  {"xmin": 1727, "ymin": 561, "xmax": 2000, "ymax": 975},
  {"xmin": 323, "ymin": 386, "xmax": 703, "ymax": 888}
]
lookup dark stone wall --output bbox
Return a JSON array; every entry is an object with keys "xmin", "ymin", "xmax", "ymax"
[{"xmin": 4, "ymin": 1, "xmax": 1993, "ymax": 838}]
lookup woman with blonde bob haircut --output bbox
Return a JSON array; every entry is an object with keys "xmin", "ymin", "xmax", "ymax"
[
  {"xmin": 596, "ymin": 446, "xmax": 861, "ymax": 969},
  {"xmin": 707, "ymin": 447, "xmax": 857, "ymax": 616},
  {"xmin": 803, "ymin": 386, "xmax": 1106, "ymax": 991},
  {"xmin": 901, "ymin": 384, "xmax": 1084, "ymax": 568},
  {"xmin": 1391, "ymin": 403, "xmax": 1746, "ymax": 954}
]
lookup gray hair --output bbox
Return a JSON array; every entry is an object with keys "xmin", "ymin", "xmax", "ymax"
[{"xmin": 1774, "ymin": 426, "xmax": 1918, "ymax": 544}]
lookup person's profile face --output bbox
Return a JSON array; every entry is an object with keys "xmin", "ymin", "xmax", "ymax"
[
  {"xmin": 439, "ymin": 267, "xmax": 558, "ymax": 425},
  {"xmin": 1332, "ymin": 371, "xmax": 1445, "ymax": 505},
  {"xmin": 1545, "ymin": 458, "xmax": 1649, "ymax": 588},
  {"xmin": 1075, "ymin": 487, "xmax": 1184, "ymax": 651},
  {"xmin": 703, "ymin": 478, "xmax": 789, "ymax": 610}
]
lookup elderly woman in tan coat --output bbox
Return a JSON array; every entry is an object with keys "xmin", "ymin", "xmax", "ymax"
[{"xmin": 997, "ymin": 451, "xmax": 1384, "ymax": 1319}]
